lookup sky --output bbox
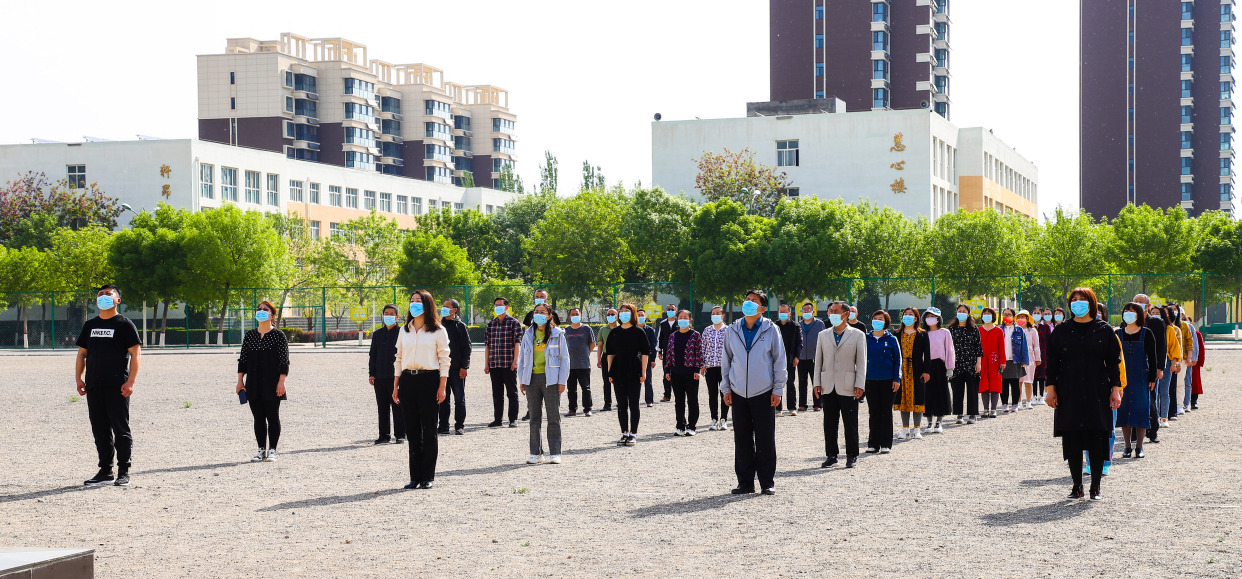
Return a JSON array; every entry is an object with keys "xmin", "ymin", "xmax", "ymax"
[{"xmin": 0, "ymin": 0, "xmax": 1080, "ymax": 214}]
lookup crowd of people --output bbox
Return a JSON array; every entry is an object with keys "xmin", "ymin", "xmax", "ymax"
[{"xmin": 71, "ymin": 285, "xmax": 1208, "ymax": 501}]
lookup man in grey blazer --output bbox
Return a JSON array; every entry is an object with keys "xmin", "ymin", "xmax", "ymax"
[{"xmin": 813, "ymin": 301, "xmax": 867, "ymax": 468}]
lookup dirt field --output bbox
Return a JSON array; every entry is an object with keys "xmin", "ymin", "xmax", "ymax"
[{"xmin": 2, "ymin": 347, "xmax": 1239, "ymax": 578}]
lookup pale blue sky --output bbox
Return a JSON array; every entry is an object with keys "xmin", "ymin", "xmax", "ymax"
[{"xmin": 0, "ymin": 0, "xmax": 1078, "ymax": 212}]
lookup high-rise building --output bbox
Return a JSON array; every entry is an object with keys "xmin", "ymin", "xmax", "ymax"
[
  {"xmin": 770, "ymin": 0, "xmax": 951, "ymax": 118},
  {"xmin": 197, "ymin": 34, "xmax": 517, "ymax": 188},
  {"xmin": 1081, "ymin": 1, "xmax": 1236, "ymax": 218}
]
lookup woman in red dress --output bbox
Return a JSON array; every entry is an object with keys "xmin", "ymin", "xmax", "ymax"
[
  {"xmin": 977, "ymin": 306, "xmax": 1006, "ymax": 418},
  {"xmin": 1191, "ymin": 327, "xmax": 1205, "ymax": 409}
]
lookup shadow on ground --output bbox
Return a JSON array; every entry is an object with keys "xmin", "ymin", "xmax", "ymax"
[
  {"xmin": 980, "ymin": 500, "xmax": 1094, "ymax": 527},
  {"xmin": 629, "ymin": 493, "xmax": 760, "ymax": 518},
  {"xmin": 0, "ymin": 485, "xmax": 95, "ymax": 504},
  {"xmin": 258, "ymin": 489, "xmax": 405, "ymax": 511}
]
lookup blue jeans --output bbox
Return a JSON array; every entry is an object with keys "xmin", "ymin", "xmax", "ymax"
[
  {"xmin": 1155, "ymin": 361, "xmax": 1173, "ymax": 419},
  {"xmin": 1183, "ymin": 369, "xmax": 1194, "ymax": 410}
]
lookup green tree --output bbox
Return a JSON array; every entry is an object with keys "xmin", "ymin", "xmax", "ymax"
[
  {"xmin": 0, "ymin": 172, "xmax": 124, "ymax": 245},
  {"xmin": 0, "ymin": 245, "xmax": 48, "ymax": 347},
  {"xmin": 415, "ymin": 207, "xmax": 498, "ymax": 277},
  {"xmin": 459, "ymin": 171, "xmax": 476, "ymax": 188},
  {"xmin": 1108, "ymin": 204, "xmax": 1195, "ymax": 294},
  {"xmin": 581, "ymin": 160, "xmax": 605, "ymax": 191},
  {"xmin": 471, "ymin": 278, "xmax": 535, "ymax": 324},
  {"xmin": 108, "ymin": 204, "xmax": 194, "ymax": 343},
  {"xmin": 684, "ymin": 199, "xmax": 774, "ymax": 313},
  {"xmin": 491, "ymin": 189, "xmax": 558, "ymax": 282},
  {"xmin": 49, "ymin": 226, "xmax": 115, "ymax": 293},
  {"xmin": 319, "ymin": 210, "xmax": 404, "ymax": 304},
  {"xmin": 767, "ymin": 197, "xmax": 861, "ymax": 303},
  {"xmin": 855, "ymin": 203, "xmax": 932, "ymax": 308},
  {"xmin": 8, "ymin": 213, "xmax": 58, "ymax": 250},
  {"xmin": 266, "ymin": 212, "xmax": 331, "ymax": 325},
  {"xmin": 930, "ymin": 210, "xmax": 1028, "ymax": 300},
  {"xmin": 1028, "ymin": 207, "xmax": 1110, "ymax": 301},
  {"xmin": 526, "ymin": 189, "xmax": 631, "ymax": 308},
  {"xmin": 395, "ymin": 231, "xmax": 479, "ymax": 292},
  {"xmin": 619, "ymin": 187, "xmax": 692, "ymax": 283},
  {"xmin": 1193, "ymin": 211, "xmax": 1242, "ymax": 321},
  {"xmin": 497, "ymin": 163, "xmax": 525, "ymax": 194},
  {"xmin": 693, "ymin": 148, "xmax": 792, "ymax": 218},
  {"xmin": 539, "ymin": 151, "xmax": 559, "ymax": 194}
]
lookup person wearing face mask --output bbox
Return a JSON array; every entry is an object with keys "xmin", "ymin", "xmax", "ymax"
[
  {"xmin": 1180, "ymin": 308, "xmax": 1200, "ymax": 415},
  {"xmin": 1190, "ymin": 320, "xmax": 1206, "ymax": 411},
  {"xmin": 657, "ymin": 303, "xmax": 679, "ymax": 402},
  {"xmin": 703, "ymin": 306, "xmax": 731, "ymax": 431},
  {"xmin": 664, "ymin": 310, "xmax": 704, "ymax": 436},
  {"xmin": 1169, "ymin": 304, "xmax": 1195, "ymax": 420},
  {"xmin": 775, "ymin": 304, "xmax": 804, "ymax": 416},
  {"xmin": 1033, "ymin": 307, "xmax": 1055, "ymax": 405},
  {"xmin": 813, "ymin": 302, "xmax": 867, "ymax": 468},
  {"xmin": 977, "ymin": 307, "xmax": 1005, "ymax": 418},
  {"xmin": 521, "ymin": 290, "xmax": 562, "ymax": 327},
  {"xmin": 596, "ymin": 308, "xmax": 619, "ymax": 412},
  {"xmin": 1157, "ymin": 305, "xmax": 1184, "ymax": 429},
  {"xmin": 947, "ymin": 305, "xmax": 982, "ymax": 424},
  {"xmin": 562, "ymin": 307, "xmax": 596, "ymax": 418},
  {"xmin": 605, "ymin": 304, "xmax": 651, "ymax": 446},
  {"xmin": 1045, "ymin": 288, "xmax": 1122, "ymax": 501},
  {"xmin": 637, "ymin": 311, "xmax": 660, "ymax": 408},
  {"xmin": 848, "ymin": 305, "xmax": 868, "ymax": 334},
  {"xmin": 893, "ymin": 307, "xmax": 929, "ymax": 439},
  {"xmin": 1115, "ymin": 302, "xmax": 1157, "ymax": 460},
  {"xmin": 863, "ymin": 310, "xmax": 901, "ymax": 453},
  {"xmin": 999, "ymin": 308, "xmax": 1028, "ymax": 413},
  {"xmin": 438, "ymin": 299, "xmax": 471, "ymax": 436},
  {"xmin": 1131, "ymin": 294, "xmax": 1167, "ymax": 443},
  {"xmin": 721, "ymin": 289, "xmax": 787, "ymax": 495},
  {"xmin": 76, "ymin": 284, "xmax": 142, "ymax": 487},
  {"xmin": 484, "ymin": 297, "xmax": 523, "ymax": 428},
  {"xmin": 1013, "ymin": 310, "xmax": 1041, "ymax": 410},
  {"xmin": 517, "ymin": 303, "xmax": 570, "ymax": 464},
  {"xmin": 919, "ymin": 307, "xmax": 955, "ymax": 433},
  {"xmin": 238, "ymin": 300, "xmax": 291, "ymax": 464},
  {"xmin": 797, "ymin": 303, "xmax": 826, "ymax": 413},
  {"xmin": 368, "ymin": 304, "xmax": 406, "ymax": 444},
  {"xmin": 392, "ymin": 290, "xmax": 451, "ymax": 490}
]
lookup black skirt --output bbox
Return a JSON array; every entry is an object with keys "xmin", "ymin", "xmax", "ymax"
[{"xmin": 923, "ymin": 359, "xmax": 952, "ymax": 417}]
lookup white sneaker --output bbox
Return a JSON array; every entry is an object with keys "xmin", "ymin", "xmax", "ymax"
[
  {"xmin": 527, "ymin": 454, "xmax": 540, "ymax": 464},
  {"xmin": 726, "ymin": 421, "xmax": 733, "ymax": 431},
  {"xmin": 912, "ymin": 429, "xmax": 923, "ymax": 439},
  {"xmin": 686, "ymin": 429, "xmax": 696, "ymax": 436},
  {"xmin": 675, "ymin": 429, "xmax": 686, "ymax": 437},
  {"xmin": 251, "ymin": 448, "xmax": 266, "ymax": 462},
  {"xmin": 263, "ymin": 449, "xmax": 277, "ymax": 462},
  {"xmin": 865, "ymin": 446, "xmax": 878, "ymax": 453},
  {"xmin": 955, "ymin": 416, "xmax": 965, "ymax": 425},
  {"xmin": 934, "ymin": 424, "xmax": 944, "ymax": 434},
  {"xmin": 880, "ymin": 447, "xmax": 891, "ymax": 454},
  {"xmin": 967, "ymin": 416, "xmax": 976, "ymax": 424},
  {"xmin": 790, "ymin": 409, "xmax": 798, "ymax": 416},
  {"xmin": 897, "ymin": 428, "xmax": 909, "ymax": 440},
  {"xmin": 708, "ymin": 420, "xmax": 718, "ymax": 431},
  {"xmin": 1160, "ymin": 418, "xmax": 1169, "ymax": 427},
  {"xmin": 549, "ymin": 455, "xmax": 561, "ymax": 464}
]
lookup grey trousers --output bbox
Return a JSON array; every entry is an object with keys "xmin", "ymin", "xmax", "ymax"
[{"xmin": 526, "ymin": 373, "xmax": 563, "ymax": 455}]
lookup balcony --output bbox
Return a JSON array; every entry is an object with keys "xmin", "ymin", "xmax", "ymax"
[
  {"xmin": 453, "ymin": 128, "xmax": 472, "ymax": 138},
  {"xmin": 916, "ymin": 80, "xmax": 935, "ymax": 92},
  {"xmin": 342, "ymin": 142, "xmax": 378, "ymax": 155},
  {"xmin": 872, "ymin": 21, "xmax": 891, "ymax": 32},
  {"xmin": 1182, "ymin": 148, "xmax": 1195, "ymax": 158},
  {"xmin": 871, "ymin": 78, "xmax": 890, "ymax": 90},
  {"xmin": 293, "ymin": 90, "xmax": 319, "ymax": 101},
  {"xmin": 342, "ymin": 93, "xmax": 372, "ymax": 107},
  {"xmin": 933, "ymin": 38, "xmax": 950, "ymax": 50},
  {"xmin": 379, "ymin": 111, "xmax": 403, "ymax": 121},
  {"xmin": 376, "ymin": 133, "xmax": 404, "ymax": 144},
  {"xmin": 1183, "ymin": 97, "xmax": 1196, "ymax": 107},
  {"xmin": 342, "ymin": 118, "xmax": 377, "ymax": 131},
  {"xmin": 932, "ymin": 91, "xmax": 950, "ymax": 103},
  {"xmin": 933, "ymin": 10, "xmax": 950, "ymax": 24},
  {"xmin": 1181, "ymin": 199, "xmax": 1196, "ymax": 211},
  {"xmin": 379, "ymin": 156, "xmax": 404, "ymax": 167},
  {"xmin": 1182, "ymin": 122, "xmax": 1195, "ymax": 132},
  {"xmin": 916, "ymin": 24, "xmax": 934, "ymax": 36},
  {"xmin": 1183, "ymin": 44, "xmax": 1196, "ymax": 56},
  {"xmin": 1181, "ymin": 173, "xmax": 1195, "ymax": 184},
  {"xmin": 292, "ymin": 139, "xmax": 321, "ymax": 151},
  {"xmin": 916, "ymin": 52, "xmax": 934, "ymax": 63},
  {"xmin": 935, "ymin": 65, "xmax": 950, "ymax": 77},
  {"xmin": 293, "ymin": 114, "xmax": 319, "ymax": 126}
]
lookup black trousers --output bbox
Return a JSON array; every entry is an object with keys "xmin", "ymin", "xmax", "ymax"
[
  {"xmin": 671, "ymin": 373, "xmax": 701, "ymax": 430},
  {"xmin": 1063, "ymin": 431, "xmax": 1108, "ymax": 490},
  {"xmin": 87, "ymin": 388, "xmax": 131, "ymax": 470},
  {"xmin": 599, "ymin": 360, "xmax": 612, "ymax": 409},
  {"xmin": 1033, "ymin": 378, "xmax": 1046, "ymax": 396},
  {"xmin": 705, "ymin": 367, "xmax": 726, "ymax": 421},
  {"xmin": 614, "ymin": 377, "xmax": 642, "ymax": 433},
  {"xmin": 248, "ymin": 399, "xmax": 282, "ymax": 450},
  {"xmin": 399, "ymin": 371, "xmax": 440, "ymax": 483},
  {"xmin": 732, "ymin": 390, "xmax": 777, "ymax": 490},
  {"xmin": 373, "ymin": 380, "xmax": 406, "ymax": 439},
  {"xmin": 950, "ymin": 373, "xmax": 980, "ymax": 416},
  {"xmin": 797, "ymin": 359, "xmax": 818, "ymax": 409},
  {"xmin": 785, "ymin": 359, "xmax": 798, "ymax": 411},
  {"xmin": 644, "ymin": 361, "xmax": 656, "ymax": 404},
  {"xmin": 489, "ymin": 367, "xmax": 519, "ymax": 423},
  {"xmin": 437, "ymin": 373, "xmax": 466, "ymax": 431},
  {"xmin": 823, "ymin": 392, "xmax": 860, "ymax": 459},
  {"xmin": 662, "ymin": 360, "xmax": 673, "ymax": 399},
  {"xmin": 1001, "ymin": 378, "xmax": 1020, "ymax": 405},
  {"xmin": 1149, "ymin": 391, "xmax": 1161, "ymax": 439},
  {"xmin": 864, "ymin": 379, "xmax": 895, "ymax": 450},
  {"xmin": 1169, "ymin": 373, "xmax": 1180, "ymax": 417},
  {"xmin": 567, "ymin": 368, "xmax": 593, "ymax": 412}
]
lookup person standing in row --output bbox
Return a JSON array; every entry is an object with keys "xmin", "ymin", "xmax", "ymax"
[
  {"xmin": 848, "ymin": 305, "xmax": 869, "ymax": 334},
  {"xmin": 606, "ymin": 304, "xmax": 650, "ymax": 446},
  {"xmin": 864, "ymin": 310, "xmax": 900, "ymax": 453},
  {"xmin": 1116, "ymin": 302, "xmax": 1157, "ymax": 459},
  {"xmin": 77, "ymin": 285, "xmax": 142, "ymax": 487},
  {"xmin": 776, "ymin": 304, "xmax": 803, "ymax": 416},
  {"xmin": 367, "ymin": 304, "xmax": 405, "ymax": 444},
  {"xmin": 1015, "ymin": 310, "xmax": 1041, "ymax": 410},
  {"xmin": 1045, "ymin": 288, "xmax": 1122, "ymax": 501},
  {"xmin": 1190, "ymin": 323, "xmax": 1205, "ymax": 410},
  {"xmin": 1180, "ymin": 309, "xmax": 1199, "ymax": 415},
  {"xmin": 998, "ymin": 308, "xmax": 1026, "ymax": 413},
  {"xmin": 522, "ymin": 289, "xmax": 562, "ymax": 327},
  {"xmin": 814, "ymin": 301, "xmax": 866, "ymax": 468},
  {"xmin": 392, "ymin": 291, "xmax": 450, "ymax": 490},
  {"xmin": 722, "ymin": 289, "xmax": 786, "ymax": 496},
  {"xmin": 978, "ymin": 307, "xmax": 1005, "ymax": 418},
  {"xmin": 703, "ymin": 306, "xmax": 730, "ymax": 431},
  {"xmin": 1171, "ymin": 304, "xmax": 1195, "ymax": 419},
  {"xmin": 920, "ymin": 307, "xmax": 954, "ymax": 433},
  {"xmin": 657, "ymin": 303, "xmax": 678, "ymax": 402},
  {"xmin": 518, "ymin": 303, "xmax": 570, "ymax": 464},
  {"xmin": 797, "ymin": 304, "xmax": 826, "ymax": 412},
  {"xmin": 947, "ymin": 305, "xmax": 982, "ymax": 424},
  {"xmin": 438, "ymin": 299, "xmax": 470, "ymax": 436},
  {"xmin": 237, "ymin": 300, "xmax": 290, "ymax": 464},
  {"xmin": 1157, "ymin": 305, "xmax": 1183, "ymax": 429},
  {"xmin": 596, "ymin": 308, "xmax": 618, "ymax": 412},
  {"xmin": 637, "ymin": 311, "xmax": 659, "ymax": 408},
  {"xmin": 664, "ymin": 310, "xmax": 704, "ymax": 436},
  {"xmin": 1132, "ymin": 294, "xmax": 1167, "ymax": 444},
  {"xmin": 485, "ymin": 297, "xmax": 523, "ymax": 429},
  {"xmin": 1033, "ymin": 307, "xmax": 1058, "ymax": 405},
  {"xmin": 894, "ymin": 307, "xmax": 928, "ymax": 439},
  {"xmin": 563, "ymin": 307, "xmax": 596, "ymax": 418}
]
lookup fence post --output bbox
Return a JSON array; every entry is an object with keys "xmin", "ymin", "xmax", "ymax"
[
  {"xmin": 847, "ymin": 278, "xmax": 853, "ymax": 304},
  {"xmin": 688, "ymin": 282, "xmax": 694, "ymax": 318},
  {"xmin": 50, "ymin": 293, "xmax": 56, "ymax": 350},
  {"xmin": 321, "ymin": 286, "xmax": 327, "ymax": 348},
  {"xmin": 1201, "ymin": 271, "xmax": 1207, "ymax": 325},
  {"xmin": 1016, "ymin": 275, "xmax": 1022, "ymax": 308},
  {"xmin": 1107, "ymin": 274, "xmax": 1113, "ymax": 314},
  {"xmin": 930, "ymin": 277, "xmax": 935, "ymax": 303}
]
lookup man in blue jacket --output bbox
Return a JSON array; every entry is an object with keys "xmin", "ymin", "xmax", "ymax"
[{"xmin": 721, "ymin": 289, "xmax": 787, "ymax": 495}]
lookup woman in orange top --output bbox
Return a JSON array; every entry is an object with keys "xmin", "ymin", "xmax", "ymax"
[{"xmin": 977, "ymin": 307, "xmax": 1006, "ymax": 418}]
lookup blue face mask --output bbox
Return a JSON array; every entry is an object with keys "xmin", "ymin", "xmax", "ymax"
[
  {"xmin": 534, "ymin": 298, "xmax": 545, "ymax": 305},
  {"xmin": 97, "ymin": 295, "xmax": 115, "ymax": 311},
  {"xmin": 410, "ymin": 302, "xmax": 425, "ymax": 317},
  {"xmin": 802, "ymin": 312, "xmax": 813, "ymax": 320},
  {"xmin": 494, "ymin": 305, "xmax": 507, "ymax": 316},
  {"xmin": 1053, "ymin": 313, "xmax": 1064, "ymax": 322},
  {"xmin": 828, "ymin": 313, "xmax": 843, "ymax": 327},
  {"xmin": 383, "ymin": 315, "xmax": 397, "ymax": 326},
  {"xmin": 1070, "ymin": 300, "xmax": 1090, "ymax": 318},
  {"xmin": 849, "ymin": 311, "xmax": 858, "ymax": 320},
  {"xmin": 902, "ymin": 315, "xmax": 916, "ymax": 327},
  {"xmin": 619, "ymin": 311, "xmax": 632, "ymax": 323},
  {"xmin": 440, "ymin": 307, "xmax": 451, "ymax": 318},
  {"xmin": 741, "ymin": 301, "xmax": 760, "ymax": 317},
  {"xmin": 255, "ymin": 310, "xmax": 270, "ymax": 322},
  {"xmin": 666, "ymin": 310, "xmax": 676, "ymax": 318},
  {"xmin": 1043, "ymin": 314, "xmax": 1053, "ymax": 322},
  {"xmin": 871, "ymin": 319, "xmax": 887, "ymax": 331},
  {"xmin": 677, "ymin": 319, "xmax": 690, "ymax": 329},
  {"xmin": 982, "ymin": 314, "xmax": 994, "ymax": 324},
  {"xmin": 1122, "ymin": 311, "xmax": 1138, "ymax": 324},
  {"xmin": 778, "ymin": 312, "xmax": 789, "ymax": 321},
  {"xmin": 532, "ymin": 314, "xmax": 548, "ymax": 326},
  {"xmin": 637, "ymin": 316, "xmax": 646, "ymax": 324},
  {"xmin": 606, "ymin": 314, "xmax": 617, "ymax": 324},
  {"xmin": 956, "ymin": 312, "xmax": 969, "ymax": 323},
  {"xmin": 570, "ymin": 315, "xmax": 581, "ymax": 324},
  {"xmin": 711, "ymin": 314, "xmax": 723, "ymax": 324}
]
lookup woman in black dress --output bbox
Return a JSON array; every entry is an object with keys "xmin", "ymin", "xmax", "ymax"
[
  {"xmin": 236, "ymin": 300, "xmax": 290, "ymax": 463},
  {"xmin": 947, "ymin": 305, "xmax": 982, "ymax": 424},
  {"xmin": 1045, "ymin": 288, "xmax": 1122, "ymax": 501}
]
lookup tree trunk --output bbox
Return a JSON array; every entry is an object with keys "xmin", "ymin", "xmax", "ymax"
[
  {"xmin": 884, "ymin": 293, "xmax": 892, "ymax": 311},
  {"xmin": 160, "ymin": 299, "xmax": 170, "ymax": 346},
  {"xmin": 20, "ymin": 306, "xmax": 28, "ymax": 349},
  {"xmin": 216, "ymin": 283, "xmax": 231, "ymax": 346}
]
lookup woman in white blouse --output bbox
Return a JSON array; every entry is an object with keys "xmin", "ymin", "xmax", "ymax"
[{"xmin": 392, "ymin": 290, "xmax": 451, "ymax": 490}]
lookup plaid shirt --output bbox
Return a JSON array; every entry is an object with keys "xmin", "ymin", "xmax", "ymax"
[{"xmin": 485, "ymin": 315, "xmax": 523, "ymax": 369}]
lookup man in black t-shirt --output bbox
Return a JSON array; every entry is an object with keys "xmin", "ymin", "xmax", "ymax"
[{"xmin": 75, "ymin": 284, "xmax": 142, "ymax": 487}]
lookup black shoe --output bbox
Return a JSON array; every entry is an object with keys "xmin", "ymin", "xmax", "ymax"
[
  {"xmin": 509, "ymin": 421, "xmax": 517, "ymax": 428},
  {"xmin": 1090, "ymin": 487, "xmax": 1103, "ymax": 501},
  {"xmin": 600, "ymin": 406, "xmax": 612, "ymax": 412},
  {"xmin": 565, "ymin": 410, "xmax": 577, "ymax": 417},
  {"xmin": 1191, "ymin": 405, "xmax": 1199, "ymax": 410},
  {"xmin": 1067, "ymin": 485, "xmax": 1085, "ymax": 500},
  {"xmin": 437, "ymin": 428, "xmax": 450, "ymax": 435},
  {"xmin": 761, "ymin": 488, "xmax": 776, "ymax": 496},
  {"xmin": 114, "ymin": 473, "xmax": 130, "ymax": 487},
  {"xmin": 1122, "ymin": 448, "xmax": 1133, "ymax": 459},
  {"xmin": 845, "ymin": 457, "xmax": 857, "ymax": 468},
  {"xmin": 731, "ymin": 486, "xmax": 756, "ymax": 495},
  {"xmin": 821, "ymin": 458, "xmax": 838, "ymax": 469},
  {"xmin": 661, "ymin": 396, "xmax": 671, "ymax": 403},
  {"xmin": 1136, "ymin": 448, "xmax": 1146, "ymax": 458},
  {"xmin": 420, "ymin": 481, "xmax": 434, "ymax": 490},
  {"xmin": 374, "ymin": 436, "xmax": 392, "ymax": 445},
  {"xmin": 454, "ymin": 429, "xmax": 464, "ymax": 435},
  {"xmin": 393, "ymin": 437, "xmax": 406, "ymax": 444},
  {"xmin": 624, "ymin": 434, "xmax": 636, "ymax": 446},
  {"xmin": 487, "ymin": 421, "xmax": 503, "ymax": 428},
  {"xmin": 521, "ymin": 412, "xmax": 530, "ymax": 421},
  {"xmin": 403, "ymin": 481, "xmax": 420, "ymax": 490},
  {"xmin": 85, "ymin": 469, "xmax": 114, "ymax": 486},
  {"xmin": 617, "ymin": 435, "xmax": 628, "ymax": 446}
]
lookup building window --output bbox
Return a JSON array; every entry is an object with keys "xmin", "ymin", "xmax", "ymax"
[
  {"xmin": 1222, "ymin": 106, "xmax": 1233, "ymax": 125},
  {"xmin": 230, "ymin": 72, "xmax": 235, "ymax": 84},
  {"xmin": 492, "ymin": 139, "xmax": 515, "ymax": 154},
  {"xmin": 425, "ymin": 99, "xmax": 452, "ymax": 119},
  {"xmin": 873, "ymin": 60, "xmax": 889, "ymax": 80},
  {"xmin": 935, "ymin": 49, "xmax": 949, "ymax": 68},
  {"xmin": 815, "ymin": 90, "xmax": 825, "ymax": 99},
  {"xmin": 345, "ymin": 152, "xmax": 376, "ymax": 171},
  {"xmin": 285, "ymin": 96, "xmax": 294, "ymax": 113},
  {"xmin": 375, "ymin": 192, "xmax": 391, "ymax": 213},
  {"xmin": 873, "ymin": 2, "xmax": 888, "ymax": 22},
  {"xmin": 308, "ymin": 220, "xmax": 320, "ymax": 239},
  {"xmin": 1183, "ymin": 28, "xmax": 1194, "ymax": 46},
  {"xmin": 230, "ymin": 97, "xmax": 236, "ymax": 110},
  {"xmin": 364, "ymin": 190, "xmax": 376, "ymax": 210},
  {"xmin": 1183, "ymin": 54, "xmax": 1194, "ymax": 72},
  {"xmin": 776, "ymin": 140, "xmax": 800, "ymax": 167},
  {"xmin": 486, "ymin": 204, "xmax": 494, "ymax": 214},
  {"xmin": 1224, "ymin": 132, "xmax": 1234, "ymax": 150},
  {"xmin": 781, "ymin": 187, "xmax": 800, "ymax": 197},
  {"xmin": 1222, "ymin": 157, "xmax": 1232, "ymax": 176},
  {"xmin": 411, "ymin": 197, "xmax": 422, "ymax": 215},
  {"xmin": 454, "ymin": 203, "xmax": 464, "ymax": 212},
  {"xmin": 1129, "ymin": 57, "xmax": 1135, "ymax": 71},
  {"xmin": 1225, "ymin": 4, "xmax": 1234, "ymax": 22},
  {"xmin": 815, "ymin": 5, "xmax": 823, "ymax": 19},
  {"xmin": 872, "ymin": 31, "xmax": 888, "ymax": 51},
  {"xmin": 492, "ymin": 118, "xmax": 516, "ymax": 134},
  {"xmin": 266, "ymin": 174, "xmax": 279, "ymax": 206},
  {"xmin": 426, "ymin": 144, "xmax": 452, "ymax": 162},
  {"xmin": 198, "ymin": 164, "xmax": 213, "ymax": 199},
  {"xmin": 221, "ymin": 167, "xmax": 238, "ymax": 201},
  {"xmin": 873, "ymin": 88, "xmax": 888, "ymax": 108},
  {"xmin": 1129, "ymin": 30, "xmax": 1135, "ymax": 45},
  {"xmin": 425, "ymin": 122, "xmax": 452, "ymax": 141},
  {"xmin": 329, "ymin": 185, "xmax": 342, "ymax": 207},
  {"xmin": 244, "ymin": 171, "xmax": 261, "ymax": 204},
  {"xmin": 1182, "ymin": 131, "xmax": 1193, "ymax": 149},
  {"xmin": 1223, "ymin": 183, "xmax": 1233, "ymax": 202},
  {"xmin": 343, "ymin": 78, "xmax": 376, "ymax": 101},
  {"xmin": 935, "ymin": 22, "xmax": 949, "ymax": 42},
  {"xmin": 935, "ymin": 102, "xmax": 949, "ymax": 118},
  {"xmin": 396, "ymin": 195, "xmax": 408, "ymax": 214},
  {"xmin": 815, "ymin": 34, "xmax": 824, "ymax": 48},
  {"xmin": 346, "ymin": 188, "xmax": 359, "ymax": 209},
  {"xmin": 815, "ymin": 63, "xmax": 824, "ymax": 77},
  {"xmin": 1224, "ymin": 81, "xmax": 1234, "ymax": 100},
  {"xmin": 426, "ymin": 167, "xmax": 452, "ymax": 184},
  {"xmin": 1182, "ymin": 157, "xmax": 1194, "ymax": 175},
  {"xmin": 1182, "ymin": 1, "xmax": 1194, "ymax": 19},
  {"xmin": 1183, "ymin": 105, "xmax": 1194, "ymax": 123},
  {"xmin": 427, "ymin": 199, "xmax": 437, "ymax": 212},
  {"xmin": 1181, "ymin": 183, "xmax": 1193, "ymax": 201},
  {"xmin": 935, "ymin": 76, "xmax": 949, "ymax": 94},
  {"xmin": 344, "ymin": 127, "xmax": 376, "ymax": 148},
  {"xmin": 309, "ymin": 182, "xmax": 320, "ymax": 204},
  {"xmin": 1223, "ymin": 30, "xmax": 1233, "ymax": 49},
  {"xmin": 344, "ymin": 103, "xmax": 376, "ymax": 124},
  {"xmin": 1181, "ymin": 80, "xmax": 1193, "ymax": 98},
  {"xmin": 65, "ymin": 164, "xmax": 86, "ymax": 189},
  {"xmin": 289, "ymin": 180, "xmax": 303, "ymax": 202},
  {"xmin": 1224, "ymin": 56, "xmax": 1234, "ymax": 75},
  {"xmin": 1128, "ymin": 108, "xmax": 1135, "ymax": 121},
  {"xmin": 329, "ymin": 222, "xmax": 342, "ymax": 238},
  {"xmin": 284, "ymin": 71, "xmax": 293, "ymax": 88}
]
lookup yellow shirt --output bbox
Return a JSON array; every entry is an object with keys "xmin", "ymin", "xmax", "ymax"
[
  {"xmin": 1165, "ymin": 326, "xmax": 1183, "ymax": 362},
  {"xmin": 1179, "ymin": 320, "xmax": 1195, "ymax": 362},
  {"xmin": 1116, "ymin": 334, "xmax": 1127, "ymax": 391}
]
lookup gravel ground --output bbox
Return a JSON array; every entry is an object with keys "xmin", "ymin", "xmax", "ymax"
[{"xmin": 2, "ymin": 347, "xmax": 1240, "ymax": 578}]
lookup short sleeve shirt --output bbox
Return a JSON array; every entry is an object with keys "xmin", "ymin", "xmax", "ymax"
[
  {"xmin": 76, "ymin": 315, "xmax": 141, "ymax": 390},
  {"xmin": 563, "ymin": 325, "xmax": 596, "ymax": 370}
]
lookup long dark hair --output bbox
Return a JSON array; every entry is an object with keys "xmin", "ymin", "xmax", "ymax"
[
  {"xmin": 404, "ymin": 290, "xmax": 441, "ymax": 333},
  {"xmin": 947, "ymin": 304, "xmax": 975, "ymax": 328},
  {"xmin": 530, "ymin": 303, "xmax": 554, "ymax": 344},
  {"xmin": 897, "ymin": 307, "xmax": 923, "ymax": 333}
]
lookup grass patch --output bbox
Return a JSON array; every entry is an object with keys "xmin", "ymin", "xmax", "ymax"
[
  {"xmin": 183, "ymin": 401, "xmax": 193, "ymax": 408},
  {"xmin": 513, "ymin": 488, "xmax": 529, "ymax": 494},
  {"xmin": 522, "ymin": 541, "xmax": 531, "ymax": 547},
  {"xmin": 68, "ymin": 395, "xmax": 80, "ymax": 403}
]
